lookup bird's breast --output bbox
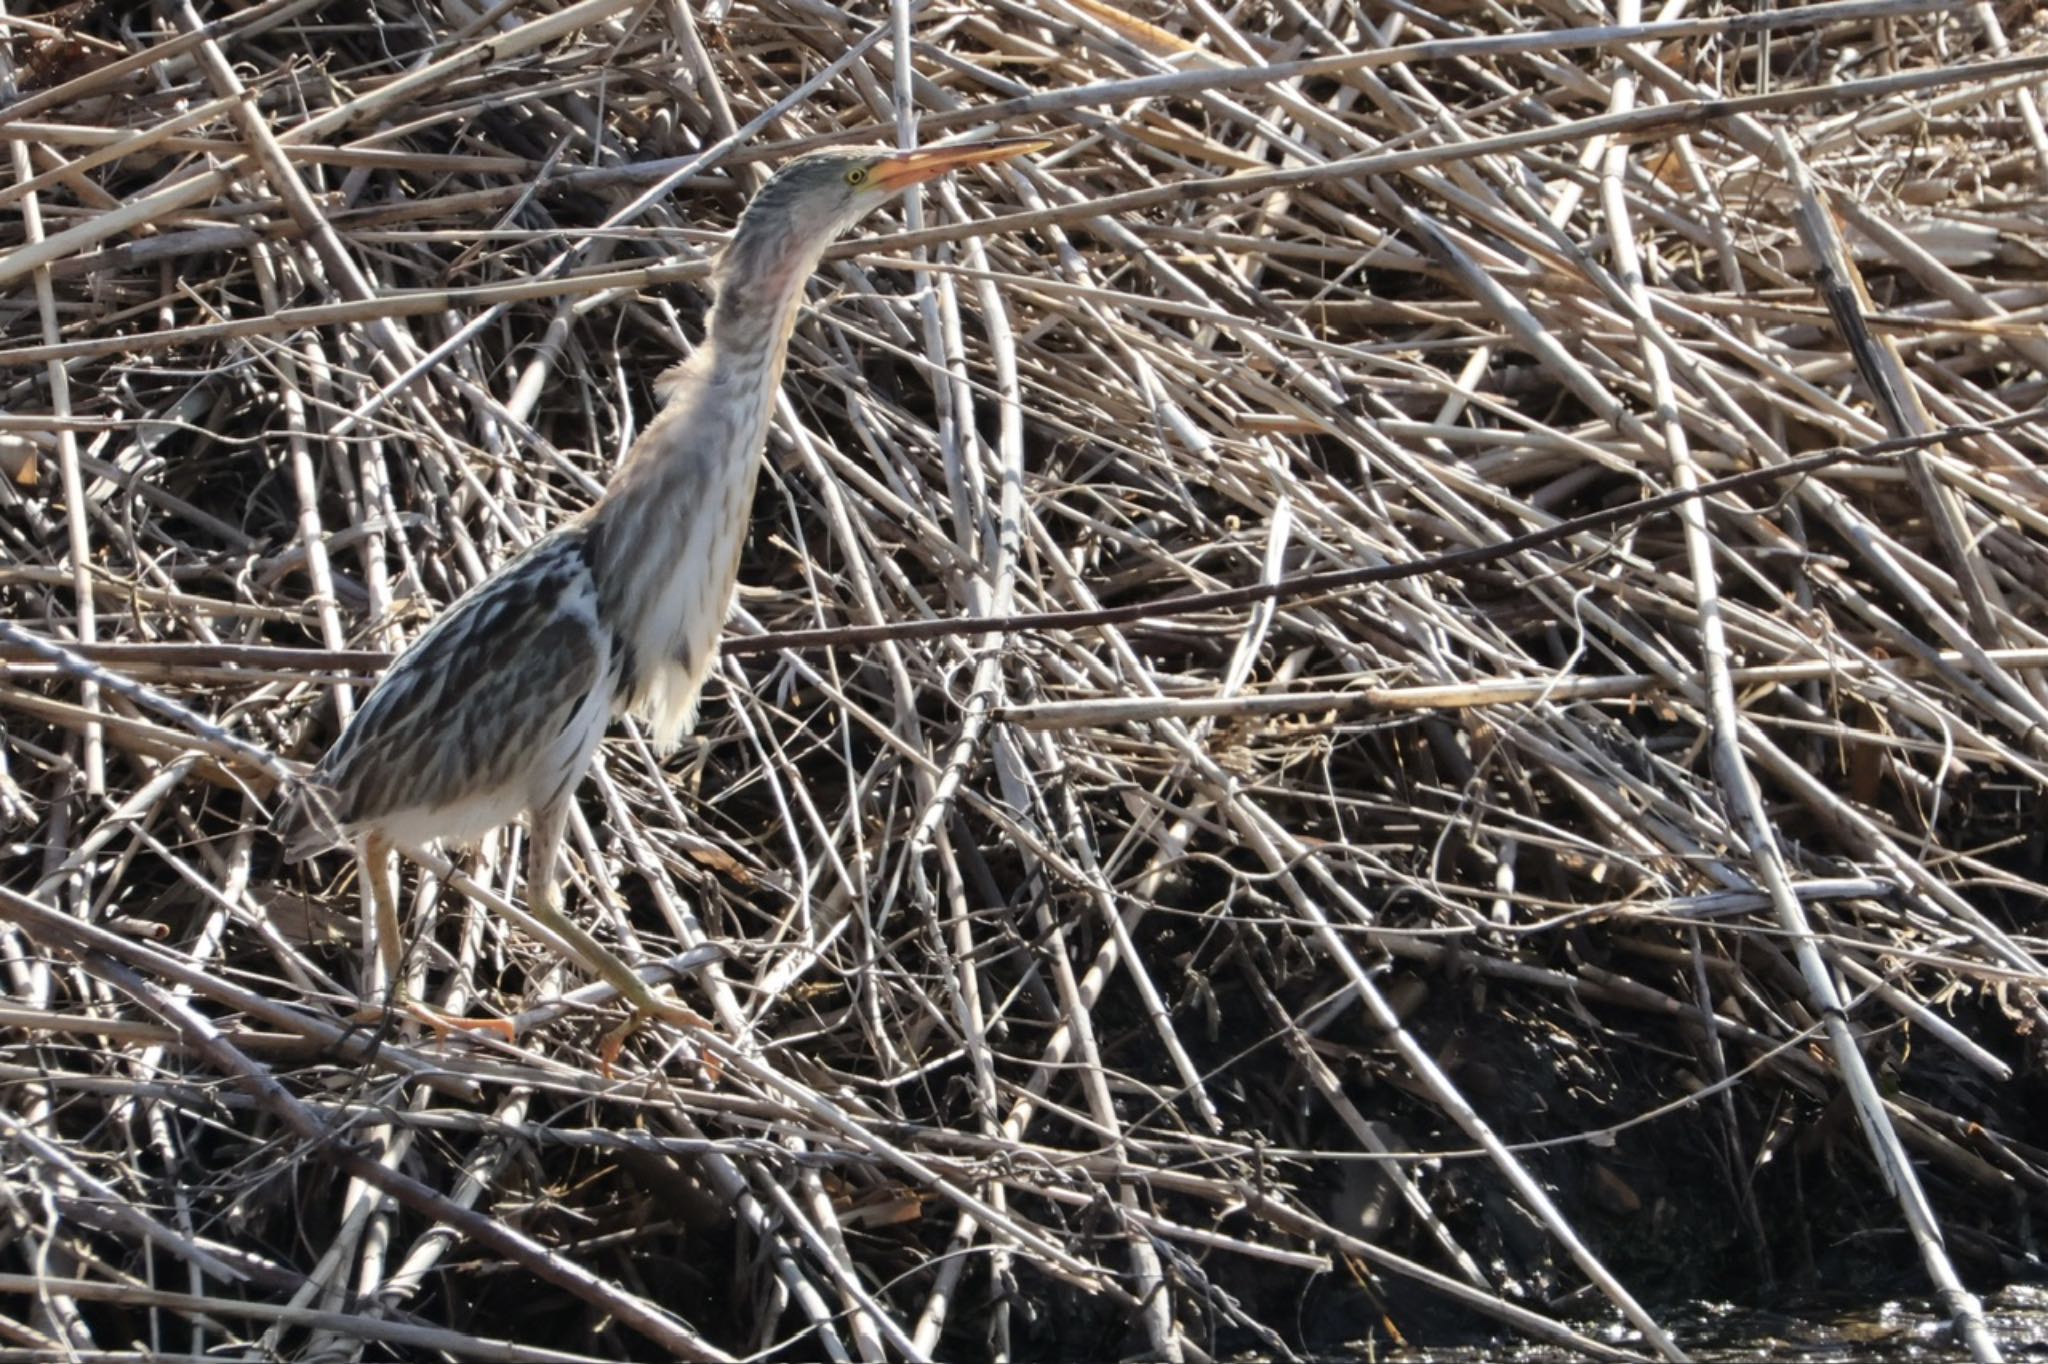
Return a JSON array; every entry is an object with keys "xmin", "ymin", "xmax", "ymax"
[{"xmin": 588, "ymin": 442, "xmax": 764, "ymax": 749}]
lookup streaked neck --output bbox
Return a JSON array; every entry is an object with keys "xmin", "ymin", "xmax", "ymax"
[
  {"xmin": 706, "ymin": 233, "xmax": 828, "ymax": 372},
  {"xmin": 594, "ymin": 237, "xmax": 824, "ymax": 522}
]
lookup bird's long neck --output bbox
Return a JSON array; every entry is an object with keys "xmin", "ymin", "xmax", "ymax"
[
  {"xmin": 592, "ymin": 229, "xmax": 826, "ymax": 527},
  {"xmin": 707, "ymin": 220, "xmax": 830, "ymax": 379},
  {"xmin": 579, "ymin": 221, "xmax": 831, "ymax": 731}
]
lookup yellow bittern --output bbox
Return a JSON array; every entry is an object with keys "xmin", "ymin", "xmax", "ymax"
[{"xmin": 278, "ymin": 138, "xmax": 1050, "ymax": 1046}]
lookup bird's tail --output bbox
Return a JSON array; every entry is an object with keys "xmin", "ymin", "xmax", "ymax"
[{"xmin": 273, "ymin": 778, "xmax": 348, "ymax": 862}]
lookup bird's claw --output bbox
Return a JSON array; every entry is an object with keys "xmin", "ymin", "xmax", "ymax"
[
  {"xmin": 353, "ymin": 999, "xmax": 518, "ymax": 1045},
  {"xmin": 417, "ymin": 1007, "xmax": 520, "ymax": 1044},
  {"xmin": 597, "ymin": 994, "xmax": 712, "ymax": 1077}
]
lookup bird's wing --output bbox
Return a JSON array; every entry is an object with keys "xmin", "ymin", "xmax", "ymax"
[{"xmin": 281, "ymin": 532, "xmax": 605, "ymax": 856}]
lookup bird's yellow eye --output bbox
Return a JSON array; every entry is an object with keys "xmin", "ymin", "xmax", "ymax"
[{"xmin": 846, "ymin": 166, "xmax": 869, "ymax": 186}]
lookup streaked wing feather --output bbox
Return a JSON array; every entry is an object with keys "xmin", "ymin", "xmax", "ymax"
[{"xmin": 294, "ymin": 531, "xmax": 604, "ymax": 845}]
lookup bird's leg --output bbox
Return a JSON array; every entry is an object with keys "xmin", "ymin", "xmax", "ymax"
[
  {"xmin": 356, "ymin": 834, "xmax": 515, "ymax": 1043},
  {"xmin": 363, "ymin": 833, "xmax": 403, "ymax": 994},
  {"xmin": 525, "ymin": 801, "xmax": 709, "ymax": 1065}
]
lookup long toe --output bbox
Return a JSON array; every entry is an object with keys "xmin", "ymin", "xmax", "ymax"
[
  {"xmin": 406, "ymin": 1001, "xmax": 519, "ymax": 1044},
  {"xmin": 655, "ymin": 998, "xmax": 712, "ymax": 1032},
  {"xmin": 599, "ymin": 1000, "xmax": 708, "ymax": 1068},
  {"xmin": 598, "ymin": 1010, "xmax": 646, "ymax": 1077}
]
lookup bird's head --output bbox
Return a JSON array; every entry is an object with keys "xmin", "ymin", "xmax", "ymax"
[
  {"xmin": 712, "ymin": 138, "xmax": 1049, "ymax": 330},
  {"xmin": 745, "ymin": 137, "xmax": 1050, "ymax": 243}
]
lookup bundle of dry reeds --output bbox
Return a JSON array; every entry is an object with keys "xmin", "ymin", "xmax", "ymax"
[{"xmin": 4, "ymin": 0, "xmax": 2047, "ymax": 1358}]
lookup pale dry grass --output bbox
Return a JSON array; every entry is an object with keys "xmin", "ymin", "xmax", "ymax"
[{"xmin": 4, "ymin": 0, "xmax": 2048, "ymax": 1359}]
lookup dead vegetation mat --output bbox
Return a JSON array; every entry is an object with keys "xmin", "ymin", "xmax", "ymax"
[{"xmin": 4, "ymin": 0, "xmax": 2048, "ymax": 1359}]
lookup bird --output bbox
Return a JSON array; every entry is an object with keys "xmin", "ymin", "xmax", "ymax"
[{"xmin": 277, "ymin": 137, "xmax": 1052, "ymax": 1052}]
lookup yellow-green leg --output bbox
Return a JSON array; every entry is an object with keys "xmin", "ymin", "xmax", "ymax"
[
  {"xmin": 359, "ymin": 833, "xmax": 516, "ymax": 1043},
  {"xmin": 524, "ymin": 803, "xmax": 708, "ymax": 1065}
]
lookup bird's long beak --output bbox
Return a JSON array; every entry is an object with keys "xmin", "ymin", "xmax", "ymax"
[{"xmin": 867, "ymin": 137, "xmax": 1052, "ymax": 193}]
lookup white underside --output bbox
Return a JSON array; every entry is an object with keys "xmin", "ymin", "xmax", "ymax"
[{"xmin": 371, "ymin": 785, "xmax": 529, "ymax": 853}]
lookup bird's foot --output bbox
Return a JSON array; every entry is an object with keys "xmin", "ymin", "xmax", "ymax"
[
  {"xmin": 598, "ymin": 991, "xmax": 711, "ymax": 1076},
  {"xmin": 352, "ymin": 997, "xmax": 518, "ymax": 1045},
  {"xmin": 410, "ymin": 1002, "xmax": 519, "ymax": 1044}
]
